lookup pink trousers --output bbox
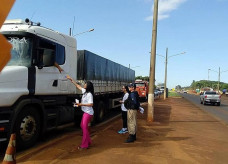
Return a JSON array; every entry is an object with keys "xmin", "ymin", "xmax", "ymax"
[{"xmin": 80, "ymin": 113, "xmax": 93, "ymax": 148}]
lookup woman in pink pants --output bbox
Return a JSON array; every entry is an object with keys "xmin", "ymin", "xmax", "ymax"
[{"xmin": 67, "ymin": 76, "xmax": 94, "ymax": 150}]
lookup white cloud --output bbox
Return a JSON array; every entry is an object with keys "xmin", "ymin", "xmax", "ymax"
[{"xmin": 145, "ymin": 0, "xmax": 187, "ymax": 21}]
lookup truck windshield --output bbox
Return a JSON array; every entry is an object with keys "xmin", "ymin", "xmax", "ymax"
[
  {"xmin": 136, "ymin": 83, "xmax": 145, "ymax": 87},
  {"xmin": 7, "ymin": 37, "xmax": 33, "ymax": 67}
]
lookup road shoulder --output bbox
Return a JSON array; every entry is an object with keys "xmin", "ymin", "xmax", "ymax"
[{"xmin": 17, "ymin": 98, "xmax": 228, "ymax": 164}]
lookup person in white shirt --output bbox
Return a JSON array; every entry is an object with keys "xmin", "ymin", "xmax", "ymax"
[
  {"xmin": 118, "ymin": 85, "xmax": 129, "ymax": 134},
  {"xmin": 67, "ymin": 76, "xmax": 94, "ymax": 150}
]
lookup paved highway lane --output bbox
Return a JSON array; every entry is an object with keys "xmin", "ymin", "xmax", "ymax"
[{"xmin": 179, "ymin": 93, "xmax": 228, "ymax": 125}]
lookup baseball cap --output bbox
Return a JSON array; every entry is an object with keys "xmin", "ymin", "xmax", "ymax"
[{"xmin": 128, "ymin": 83, "xmax": 136, "ymax": 88}]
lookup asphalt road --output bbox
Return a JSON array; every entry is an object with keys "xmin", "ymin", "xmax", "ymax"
[{"xmin": 179, "ymin": 93, "xmax": 228, "ymax": 125}]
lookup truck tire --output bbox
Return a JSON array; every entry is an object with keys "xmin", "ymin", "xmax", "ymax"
[
  {"xmin": 74, "ymin": 115, "xmax": 82, "ymax": 127},
  {"xmin": 14, "ymin": 106, "xmax": 40, "ymax": 150},
  {"xmin": 96, "ymin": 101, "xmax": 105, "ymax": 122},
  {"xmin": 217, "ymin": 102, "xmax": 220, "ymax": 106},
  {"xmin": 90, "ymin": 114, "xmax": 96, "ymax": 126}
]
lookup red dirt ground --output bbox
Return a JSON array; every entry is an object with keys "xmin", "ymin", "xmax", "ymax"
[{"xmin": 14, "ymin": 97, "xmax": 228, "ymax": 164}]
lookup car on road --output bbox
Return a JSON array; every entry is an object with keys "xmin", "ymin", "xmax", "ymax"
[
  {"xmin": 225, "ymin": 90, "xmax": 228, "ymax": 97},
  {"xmin": 200, "ymin": 91, "xmax": 221, "ymax": 106},
  {"xmin": 154, "ymin": 89, "xmax": 161, "ymax": 98},
  {"xmin": 160, "ymin": 86, "xmax": 164, "ymax": 93}
]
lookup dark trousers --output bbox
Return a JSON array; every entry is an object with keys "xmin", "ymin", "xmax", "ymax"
[{"xmin": 122, "ymin": 111, "xmax": 127, "ymax": 129}]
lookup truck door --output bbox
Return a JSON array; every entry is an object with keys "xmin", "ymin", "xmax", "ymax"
[
  {"xmin": 56, "ymin": 44, "xmax": 68, "ymax": 93},
  {"xmin": 35, "ymin": 38, "xmax": 67, "ymax": 95}
]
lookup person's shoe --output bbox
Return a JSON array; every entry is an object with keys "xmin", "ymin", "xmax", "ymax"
[
  {"xmin": 77, "ymin": 146, "xmax": 88, "ymax": 151},
  {"xmin": 118, "ymin": 129, "xmax": 128, "ymax": 134},
  {"xmin": 125, "ymin": 135, "xmax": 134, "ymax": 143},
  {"xmin": 70, "ymin": 146, "xmax": 87, "ymax": 152},
  {"xmin": 124, "ymin": 129, "xmax": 128, "ymax": 133},
  {"xmin": 118, "ymin": 129, "xmax": 124, "ymax": 134}
]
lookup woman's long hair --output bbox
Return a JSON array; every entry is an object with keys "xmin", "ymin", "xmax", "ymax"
[
  {"xmin": 124, "ymin": 85, "xmax": 130, "ymax": 93},
  {"xmin": 86, "ymin": 81, "xmax": 94, "ymax": 95},
  {"xmin": 122, "ymin": 85, "xmax": 130, "ymax": 98}
]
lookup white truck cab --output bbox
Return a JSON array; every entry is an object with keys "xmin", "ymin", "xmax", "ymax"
[{"xmin": 0, "ymin": 19, "xmax": 78, "ymax": 149}]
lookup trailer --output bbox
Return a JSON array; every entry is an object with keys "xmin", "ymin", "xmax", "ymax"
[{"xmin": 77, "ymin": 50, "xmax": 135, "ymax": 121}]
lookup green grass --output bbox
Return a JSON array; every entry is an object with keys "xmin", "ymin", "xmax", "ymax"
[{"xmin": 168, "ymin": 91, "xmax": 182, "ymax": 97}]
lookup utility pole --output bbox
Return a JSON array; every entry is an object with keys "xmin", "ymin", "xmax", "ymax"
[
  {"xmin": 218, "ymin": 67, "xmax": 220, "ymax": 91},
  {"xmin": 164, "ymin": 48, "xmax": 168, "ymax": 100},
  {"xmin": 209, "ymin": 67, "xmax": 228, "ymax": 91},
  {"xmin": 208, "ymin": 69, "xmax": 210, "ymax": 81},
  {"xmin": 148, "ymin": 0, "xmax": 158, "ymax": 122}
]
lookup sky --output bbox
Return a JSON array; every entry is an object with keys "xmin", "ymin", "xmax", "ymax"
[{"xmin": 6, "ymin": 0, "xmax": 228, "ymax": 89}]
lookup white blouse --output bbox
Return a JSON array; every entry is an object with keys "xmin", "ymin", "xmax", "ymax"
[
  {"xmin": 81, "ymin": 88, "xmax": 94, "ymax": 115},
  {"xmin": 121, "ymin": 92, "xmax": 129, "ymax": 112}
]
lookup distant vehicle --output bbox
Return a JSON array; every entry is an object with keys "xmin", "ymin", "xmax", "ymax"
[
  {"xmin": 156, "ymin": 88, "xmax": 162, "ymax": 95},
  {"xmin": 225, "ymin": 90, "xmax": 228, "ymax": 96},
  {"xmin": 226, "ymin": 92, "xmax": 228, "ymax": 96},
  {"xmin": 200, "ymin": 91, "xmax": 221, "ymax": 106},
  {"xmin": 135, "ymin": 80, "xmax": 148, "ymax": 100},
  {"xmin": 183, "ymin": 90, "xmax": 187, "ymax": 94},
  {"xmin": 154, "ymin": 89, "xmax": 161, "ymax": 98},
  {"xmin": 160, "ymin": 86, "xmax": 164, "ymax": 93}
]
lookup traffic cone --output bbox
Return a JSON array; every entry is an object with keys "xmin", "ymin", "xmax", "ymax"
[{"xmin": 2, "ymin": 133, "xmax": 16, "ymax": 164}]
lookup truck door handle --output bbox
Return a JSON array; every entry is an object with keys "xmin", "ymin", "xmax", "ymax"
[{"xmin": 52, "ymin": 80, "xmax": 58, "ymax": 87}]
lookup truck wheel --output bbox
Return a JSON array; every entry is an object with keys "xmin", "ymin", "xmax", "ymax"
[
  {"xmin": 90, "ymin": 114, "xmax": 96, "ymax": 126},
  {"xmin": 217, "ymin": 102, "xmax": 220, "ymax": 106},
  {"xmin": 96, "ymin": 101, "xmax": 105, "ymax": 122},
  {"xmin": 14, "ymin": 106, "xmax": 40, "ymax": 150},
  {"xmin": 74, "ymin": 115, "xmax": 82, "ymax": 127}
]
